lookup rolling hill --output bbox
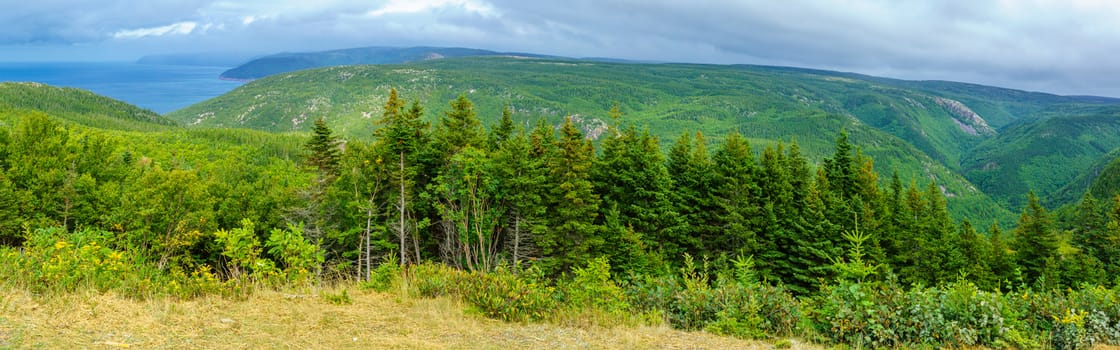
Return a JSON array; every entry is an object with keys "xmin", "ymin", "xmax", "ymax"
[
  {"xmin": 172, "ymin": 56, "xmax": 1036, "ymax": 222},
  {"xmin": 0, "ymin": 82, "xmax": 177, "ymax": 132},
  {"xmin": 170, "ymin": 55, "xmax": 1120, "ymax": 219},
  {"xmin": 219, "ymin": 46, "xmax": 556, "ymax": 81}
]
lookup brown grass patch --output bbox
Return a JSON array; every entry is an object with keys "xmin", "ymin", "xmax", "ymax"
[{"xmin": 0, "ymin": 286, "xmax": 818, "ymax": 349}]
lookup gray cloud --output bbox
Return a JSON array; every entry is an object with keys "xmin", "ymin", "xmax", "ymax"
[{"xmin": 2, "ymin": 0, "xmax": 1119, "ymax": 96}]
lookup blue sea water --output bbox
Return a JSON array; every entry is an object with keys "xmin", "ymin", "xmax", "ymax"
[{"xmin": 0, "ymin": 62, "xmax": 243, "ymax": 114}]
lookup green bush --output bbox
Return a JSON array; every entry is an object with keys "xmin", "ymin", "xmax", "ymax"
[
  {"xmin": 360, "ymin": 255, "xmax": 400, "ymax": 292},
  {"xmin": 810, "ymin": 281, "xmax": 1010, "ymax": 348},
  {"xmin": 460, "ymin": 265, "xmax": 557, "ymax": 322},
  {"xmin": 410, "ymin": 262, "xmax": 463, "ymax": 297},
  {"xmin": 407, "ymin": 262, "xmax": 557, "ymax": 322},
  {"xmin": 3, "ymin": 227, "xmax": 133, "ymax": 292},
  {"xmin": 265, "ymin": 223, "xmax": 324, "ymax": 284},
  {"xmin": 0, "ymin": 227, "xmax": 233, "ymax": 299},
  {"xmin": 561, "ymin": 257, "xmax": 629, "ymax": 314},
  {"xmin": 622, "ymin": 255, "xmax": 799, "ymax": 340}
]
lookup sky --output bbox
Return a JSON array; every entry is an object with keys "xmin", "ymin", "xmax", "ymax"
[{"xmin": 2, "ymin": 0, "xmax": 1120, "ymax": 97}]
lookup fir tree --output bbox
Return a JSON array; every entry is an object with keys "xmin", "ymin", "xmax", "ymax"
[
  {"xmin": 710, "ymin": 131, "xmax": 761, "ymax": 256},
  {"xmin": 491, "ymin": 128, "xmax": 548, "ymax": 266},
  {"xmin": 1011, "ymin": 192, "xmax": 1059, "ymax": 286},
  {"xmin": 667, "ymin": 131, "xmax": 713, "ymax": 257},
  {"xmin": 593, "ymin": 122, "xmax": 683, "ymax": 263},
  {"xmin": 987, "ymin": 222, "xmax": 1016, "ymax": 291},
  {"xmin": 304, "ymin": 117, "xmax": 341, "ymax": 178},
  {"xmin": 539, "ymin": 117, "xmax": 602, "ymax": 274},
  {"xmin": 1072, "ymin": 192, "xmax": 1109, "ymax": 263},
  {"xmin": 374, "ymin": 88, "xmax": 430, "ymax": 266},
  {"xmin": 435, "ymin": 94, "xmax": 485, "ymax": 157},
  {"xmin": 487, "ymin": 102, "xmax": 515, "ymax": 151},
  {"xmin": 823, "ymin": 129, "xmax": 858, "ymax": 201}
]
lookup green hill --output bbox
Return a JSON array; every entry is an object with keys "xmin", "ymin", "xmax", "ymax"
[
  {"xmin": 172, "ymin": 57, "xmax": 1032, "ymax": 222},
  {"xmin": 219, "ymin": 46, "xmax": 553, "ymax": 81},
  {"xmin": 0, "ymin": 82, "xmax": 177, "ymax": 132},
  {"xmin": 961, "ymin": 106, "xmax": 1120, "ymax": 209}
]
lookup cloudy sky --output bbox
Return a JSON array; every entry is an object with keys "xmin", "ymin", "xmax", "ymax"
[{"xmin": 3, "ymin": 0, "xmax": 1120, "ymax": 97}]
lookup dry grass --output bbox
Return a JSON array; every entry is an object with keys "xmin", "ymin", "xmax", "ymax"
[{"xmin": 0, "ymin": 286, "xmax": 818, "ymax": 349}]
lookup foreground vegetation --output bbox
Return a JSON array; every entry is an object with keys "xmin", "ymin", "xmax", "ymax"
[
  {"xmin": 0, "ymin": 285, "xmax": 787, "ymax": 349},
  {"xmin": 4, "ymin": 83, "xmax": 1120, "ymax": 348}
]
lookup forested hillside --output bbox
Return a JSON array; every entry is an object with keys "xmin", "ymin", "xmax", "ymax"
[
  {"xmin": 170, "ymin": 56, "xmax": 1120, "ymax": 219},
  {"xmin": 6, "ymin": 83, "xmax": 1120, "ymax": 348},
  {"xmin": 219, "ymin": 46, "xmax": 526, "ymax": 81}
]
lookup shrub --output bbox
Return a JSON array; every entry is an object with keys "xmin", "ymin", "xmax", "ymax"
[
  {"xmin": 360, "ymin": 255, "xmax": 399, "ymax": 292},
  {"xmin": 409, "ymin": 262, "xmax": 463, "ymax": 298},
  {"xmin": 5, "ymin": 227, "xmax": 133, "ymax": 293},
  {"xmin": 321, "ymin": 289, "xmax": 353, "ymax": 305},
  {"xmin": 460, "ymin": 265, "xmax": 557, "ymax": 322},
  {"xmin": 561, "ymin": 257, "xmax": 629, "ymax": 314},
  {"xmin": 406, "ymin": 262, "xmax": 557, "ymax": 322},
  {"xmin": 265, "ymin": 223, "xmax": 324, "ymax": 284}
]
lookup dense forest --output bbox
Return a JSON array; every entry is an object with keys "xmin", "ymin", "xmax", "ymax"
[{"xmin": 4, "ymin": 83, "xmax": 1120, "ymax": 348}]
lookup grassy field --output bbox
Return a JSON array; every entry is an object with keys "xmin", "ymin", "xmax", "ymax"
[{"xmin": 0, "ymin": 286, "xmax": 814, "ymax": 349}]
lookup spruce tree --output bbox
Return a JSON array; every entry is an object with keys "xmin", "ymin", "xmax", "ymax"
[
  {"xmin": 491, "ymin": 128, "xmax": 547, "ymax": 267},
  {"xmin": 374, "ymin": 88, "xmax": 430, "ymax": 266},
  {"xmin": 304, "ymin": 117, "xmax": 341, "ymax": 178},
  {"xmin": 987, "ymin": 222, "xmax": 1016, "ymax": 291},
  {"xmin": 1072, "ymin": 192, "xmax": 1109, "ymax": 263},
  {"xmin": 1011, "ymin": 192, "xmax": 1059, "ymax": 286},
  {"xmin": 710, "ymin": 131, "xmax": 761, "ymax": 256},
  {"xmin": 823, "ymin": 129, "xmax": 858, "ymax": 201},
  {"xmin": 957, "ymin": 219, "xmax": 994, "ymax": 289},
  {"xmin": 539, "ymin": 117, "xmax": 601, "ymax": 274},
  {"xmin": 593, "ymin": 122, "xmax": 684, "ymax": 264},
  {"xmin": 487, "ymin": 102, "xmax": 515, "ymax": 151},
  {"xmin": 667, "ymin": 131, "xmax": 713, "ymax": 257},
  {"xmin": 757, "ymin": 143, "xmax": 795, "ymax": 282},
  {"xmin": 435, "ymin": 94, "xmax": 485, "ymax": 157}
]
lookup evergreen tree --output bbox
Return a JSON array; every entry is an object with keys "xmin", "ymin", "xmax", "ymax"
[
  {"xmin": 593, "ymin": 122, "xmax": 684, "ymax": 264},
  {"xmin": 823, "ymin": 129, "xmax": 858, "ymax": 201},
  {"xmin": 304, "ymin": 117, "xmax": 341, "ymax": 178},
  {"xmin": 925, "ymin": 181, "xmax": 959, "ymax": 284},
  {"xmin": 435, "ymin": 94, "xmax": 485, "ymax": 157},
  {"xmin": 292, "ymin": 117, "xmax": 342, "ymax": 244},
  {"xmin": 710, "ymin": 131, "xmax": 761, "ymax": 256},
  {"xmin": 784, "ymin": 168, "xmax": 842, "ymax": 293},
  {"xmin": 854, "ymin": 153, "xmax": 887, "ymax": 269},
  {"xmin": 1072, "ymin": 192, "xmax": 1109, "ymax": 264},
  {"xmin": 757, "ymin": 143, "xmax": 795, "ymax": 282},
  {"xmin": 667, "ymin": 131, "xmax": 713, "ymax": 257},
  {"xmin": 491, "ymin": 128, "xmax": 547, "ymax": 267},
  {"xmin": 776, "ymin": 139, "xmax": 826, "ymax": 294},
  {"xmin": 987, "ymin": 222, "xmax": 1016, "ymax": 291},
  {"xmin": 957, "ymin": 219, "xmax": 993, "ymax": 287},
  {"xmin": 1011, "ymin": 192, "xmax": 1059, "ymax": 286},
  {"xmin": 487, "ymin": 102, "xmax": 515, "ymax": 151},
  {"xmin": 881, "ymin": 170, "xmax": 905, "ymax": 276},
  {"xmin": 374, "ymin": 88, "xmax": 430, "ymax": 266},
  {"xmin": 539, "ymin": 117, "xmax": 601, "ymax": 274},
  {"xmin": 1100, "ymin": 195, "xmax": 1120, "ymax": 280}
]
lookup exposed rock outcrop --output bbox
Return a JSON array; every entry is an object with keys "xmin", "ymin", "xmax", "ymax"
[{"xmin": 933, "ymin": 97, "xmax": 996, "ymax": 136}]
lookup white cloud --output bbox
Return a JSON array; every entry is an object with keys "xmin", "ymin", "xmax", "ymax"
[
  {"xmin": 367, "ymin": 0, "xmax": 495, "ymax": 17},
  {"xmin": 113, "ymin": 21, "xmax": 198, "ymax": 39}
]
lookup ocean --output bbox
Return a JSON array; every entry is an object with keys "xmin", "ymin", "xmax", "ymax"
[{"xmin": 0, "ymin": 62, "xmax": 243, "ymax": 114}]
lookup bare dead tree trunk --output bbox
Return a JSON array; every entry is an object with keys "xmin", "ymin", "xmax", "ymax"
[{"xmin": 399, "ymin": 151, "xmax": 407, "ymax": 267}]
